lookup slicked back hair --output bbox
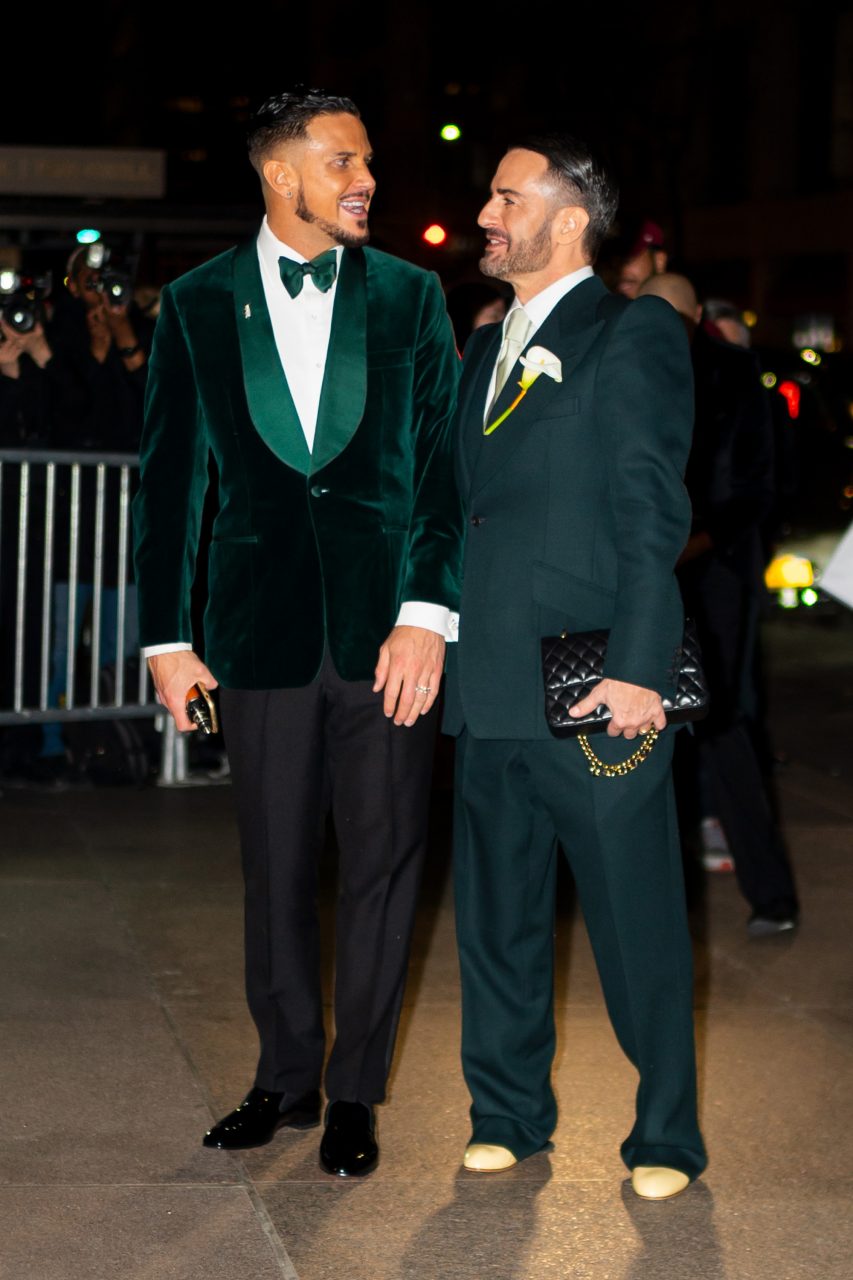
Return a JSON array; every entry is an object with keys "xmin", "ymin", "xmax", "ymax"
[
  {"xmin": 511, "ymin": 134, "xmax": 618, "ymax": 261},
  {"xmin": 247, "ymin": 87, "xmax": 361, "ymax": 173}
]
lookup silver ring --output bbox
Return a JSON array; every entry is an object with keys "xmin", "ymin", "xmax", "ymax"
[{"xmin": 415, "ymin": 685, "xmax": 432, "ymax": 695}]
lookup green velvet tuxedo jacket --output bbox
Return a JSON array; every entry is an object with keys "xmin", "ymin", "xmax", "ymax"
[
  {"xmin": 443, "ymin": 275, "xmax": 693, "ymax": 740},
  {"xmin": 133, "ymin": 242, "xmax": 463, "ymax": 689}
]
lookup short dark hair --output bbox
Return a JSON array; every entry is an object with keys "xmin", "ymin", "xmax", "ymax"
[
  {"xmin": 247, "ymin": 87, "xmax": 360, "ymax": 172},
  {"xmin": 511, "ymin": 134, "xmax": 618, "ymax": 261}
]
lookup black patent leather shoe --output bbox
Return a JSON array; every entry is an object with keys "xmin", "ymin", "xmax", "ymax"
[
  {"xmin": 319, "ymin": 1100, "xmax": 378, "ymax": 1176},
  {"xmin": 203, "ymin": 1087, "xmax": 321, "ymax": 1149}
]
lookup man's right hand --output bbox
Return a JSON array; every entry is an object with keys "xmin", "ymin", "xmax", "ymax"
[{"xmin": 148, "ymin": 651, "xmax": 218, "ymax": 732}]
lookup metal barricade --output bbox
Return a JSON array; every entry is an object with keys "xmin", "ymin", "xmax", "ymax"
[{"xmin": 0, "ymin": 448, "xmax": 187, "ymax": 783}]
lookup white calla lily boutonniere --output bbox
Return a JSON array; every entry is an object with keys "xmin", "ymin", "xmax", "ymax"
[{"xmin": 484, "ymin": 345, "xmax": 563, "ymax": 436}]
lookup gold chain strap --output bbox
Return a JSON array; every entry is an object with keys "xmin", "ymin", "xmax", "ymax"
[{"xmin": 577, "ymin": 727, "xmax": 659, "ymax": 777}]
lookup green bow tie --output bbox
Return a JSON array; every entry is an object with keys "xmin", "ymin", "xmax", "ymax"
[{"xmin": 278, "ymin": 250, "xmax": 338, "ymax": 299}]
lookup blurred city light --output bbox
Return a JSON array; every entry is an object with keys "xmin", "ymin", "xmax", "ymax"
[
  {"xmin": 801, "ymin": 588, "xmax": 819, "ymax": 607},
  {"xmin": 779, "ymin": 588, "xmax": 799, "ymax": 609},
  {"xmin": 76, "ymin": 229, "xmax": 101, "ymax": 245},
  {"xmin": 778, "ymin": 380, "xmax": 801, "ymax": 419},
  {"xmin": 422, "ymin": 224, "xmax": 448, "ymax": 246},
  {"xmin": 800, "ymin": 347, "xmax": 822, "ymax": 366},
  {"xmin": 765, "ymin": 554, "xmax": 814, "ymax": 591},
  {"xmin": 761, "ymin": 372, "xmax": 777, "ymax": 389},
  {"xmin": 743, "ymin": 310, "xmax": 758, "ymax": 328},
  {"xmin": 0, "ymin": 270, "xmax": 16, "ymax": 293},
  {"xmin": 440, "ymin": 123, "xmax": 462, "ymax": 141}
]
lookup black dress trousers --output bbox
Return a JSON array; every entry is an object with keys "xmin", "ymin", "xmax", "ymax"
[{"xmin": 219, "ymin": 652, "xmax": 437, "ymax": 1106}]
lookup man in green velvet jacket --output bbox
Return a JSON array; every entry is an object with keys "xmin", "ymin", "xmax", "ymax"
[
  {"xmin": 133, "ymin": 90, "xmax": 463, "ymax": 1177},
  {"xmin": 443, "ymin": 135, "xmax": 707, "ymax": 1198}
]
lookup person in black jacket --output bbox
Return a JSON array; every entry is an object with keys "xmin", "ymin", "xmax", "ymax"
[
  {"xmin": 639, "ymin": 273, "xmax": 799, "ymax": 936},
  {"xmin": 33, "ymin": 249, "xmax": 149, "ymax": 772}
]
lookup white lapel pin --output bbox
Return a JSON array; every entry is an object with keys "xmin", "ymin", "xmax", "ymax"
[{"xmin": 243, "ymin": 304, "xmax": 252, "ymax": 319}]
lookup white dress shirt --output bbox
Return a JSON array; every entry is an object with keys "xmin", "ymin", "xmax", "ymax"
[
  {"xmin": 483, "ymin": 265, "xmax": 595, "ymax": 419},
  {"xmin": 142, "ymin": 219, "xmax": 456, "ymax": 658}
]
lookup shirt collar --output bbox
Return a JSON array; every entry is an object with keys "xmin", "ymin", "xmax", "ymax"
[
  {"xmin": 503, "ymin": 264, "xmax": 595, "ymax": 336},
  {"xmin": 257, "ymin": 215, "xmax": 344, "ymax": 275}
]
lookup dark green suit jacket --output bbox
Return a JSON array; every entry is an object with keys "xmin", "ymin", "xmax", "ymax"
[
  {"xmin": 133, "ymin": 242, "xmax": 463, "ymax": 689},
  {"xmin": 443, "ymin": 275, "xmax": 693, "ymax": 739}
]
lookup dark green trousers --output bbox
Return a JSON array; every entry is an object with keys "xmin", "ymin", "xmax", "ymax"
[{"xmin": 453, "ymin": 727, "xmax": 707, "ymax": 1179}]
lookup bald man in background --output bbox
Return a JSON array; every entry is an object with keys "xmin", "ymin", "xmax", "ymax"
[{"xmin": 638, "ymin": 274, "xmax": 799, "ymax": 936}]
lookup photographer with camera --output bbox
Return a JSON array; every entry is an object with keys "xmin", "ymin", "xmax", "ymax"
[
  {"xmin": 0, "ymin": 268, "xmax": 56, "ymax": 443},
  {"xmin": 0, "ymin": 275, "xmax": 60, "ymax": 776},
  {"xmin": 27, "ymin": 244, "xmax": 150, "ymax": 780},
  {"xmin": 65, "ymin": 244, "xmax": 147, "ymax": 377},
  {"xmin": 0, "ymin": 320, "xmax": 54, "ymax": 439}
]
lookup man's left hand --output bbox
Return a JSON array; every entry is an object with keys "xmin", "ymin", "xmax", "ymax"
[
  {"xmin": 373, "ymin": 626, "xmax": 445, "ymax": 727},
  {"xmin": 569, "ymin": 677, "xmax": 667, "ymax": 739}
]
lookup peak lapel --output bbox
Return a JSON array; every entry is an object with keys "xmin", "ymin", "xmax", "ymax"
[
  {"xmin": 471, "ymin": 276, "xmax": 608, "ymax": 496},
  {"xmin": 310, "ymin": 248, "xmax": 367, "ymax": 473},
  {"xmin": 232, "ymin": 241, "xmax": 311, "ymax": 474}
]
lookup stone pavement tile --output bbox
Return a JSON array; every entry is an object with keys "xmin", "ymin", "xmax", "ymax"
[
  {"xmin": 696, "ymin": 1007, "xmax": 853, "ymax": 1188},
  {"xmin": 162, "ymin": 998, "xmax": 268, "ymax": 1117},
  {"xmin": 0, "ymin": 805, "xmax": 95, "ymax": 877},
  {"xmin": 84, "ymin": 790, "xmax": 244, "ymax": 883},
  {"xmin": 0, "ymin": 1186, "xmax": 291, "ymax": 1280},
  {"xmin": 0, "ymin": 880, "xmax": 150, "ymax": 1001},
  {"xmin": 0, "ymin": 997, "xmax": 234, "ymax": 1186},
  {"xmin": 775, "ymin": 762, "xmax": 853, "ymax": 826},
  {"xmin": 257, "ymin": 1174, "xmax": 853, "ymax": 1280},
  {"xmin": 703, "ymin": 888, "xmax": 853, "ymax": 1011},
  {"xmin": 109, "ymin": 880, "xmax": 246, "ymax": 1003},
  {"xmin": 0, "ymin": 791, "xmax": 91, "ymax": 855}
]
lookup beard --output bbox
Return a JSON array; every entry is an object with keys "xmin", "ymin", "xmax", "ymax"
[
  {"xmin": 295, "ymin": 184, "xmax": 370, "ymax": 248},
  {"xmin": 480, "ymin": 217, "xmax": 553, "ymax": 279}
]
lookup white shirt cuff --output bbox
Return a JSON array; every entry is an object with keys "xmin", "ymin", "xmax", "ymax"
[
  {"xmin": 141, "ymin": 642, "xmax": 193, "ymax": 658},
  {"xmin": 395, "ymin": 601, "xmax": 459, "ymax": 642}
]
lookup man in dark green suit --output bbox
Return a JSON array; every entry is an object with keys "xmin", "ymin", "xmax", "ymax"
[
  {"xmin": 133, "ymin": 90, "xmax": 463, "ymax": 1177},
  {"xmin": 443, "ymin": 135, "xmax": 707, "ymax": 1198}
]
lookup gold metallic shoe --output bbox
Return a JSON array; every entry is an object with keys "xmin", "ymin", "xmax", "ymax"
[
  {"xmin": 631, "ymin": 1166, "xmax": 690, "ymax": 1199},
  {"xmin": 462, "ymin": 1143, "xmax": 518, "ymax": 1172}
]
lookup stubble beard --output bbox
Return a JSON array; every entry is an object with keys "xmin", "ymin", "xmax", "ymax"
[
  {"xmin": 295, "ymin": 184, "xmax": 370, "ymax": 248},
  {"xmin": 480, "ymin": 218, "xmax": 553, "ymax": 280}
]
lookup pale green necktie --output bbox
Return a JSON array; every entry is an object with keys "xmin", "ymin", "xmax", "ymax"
[{"xmin": 489, "ymin": 307, "xmax": 533, "ymax": 417}]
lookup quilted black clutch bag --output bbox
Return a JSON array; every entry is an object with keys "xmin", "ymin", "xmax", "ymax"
[{"xmin": 541, "ymin": 620, "xmax": 710, "ymax": 738}]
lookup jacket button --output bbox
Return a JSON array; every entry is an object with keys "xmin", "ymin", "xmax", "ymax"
[
  {"xmin": 310, "ymin": 485, "xmax": 330, "ymax": 497},
  {"xmin": 470, "ymin": 515, "xmax": 485, "ymax": 526}
]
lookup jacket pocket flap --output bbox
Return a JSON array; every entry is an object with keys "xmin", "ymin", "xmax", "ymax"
[
  {"xmin": 532, "ymin": 561, "xmax": 615, "ymax": 623},
  {"xmin": 536, "ymin": 397, "xmax": 581, "ymax": 421}
]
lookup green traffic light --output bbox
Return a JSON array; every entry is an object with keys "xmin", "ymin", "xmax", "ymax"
[
  {"xmin": 76, "ymin": 229, "xmax": 102, "ymax": 245},
  {"xmin": 440, "ymin": 123, "xmax": 462, "ymax": 142}
]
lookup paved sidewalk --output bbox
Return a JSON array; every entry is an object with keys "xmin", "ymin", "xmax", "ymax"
[{"xmin": 1, "ymin": 613, "xmax": 851, "ymax": 1279}]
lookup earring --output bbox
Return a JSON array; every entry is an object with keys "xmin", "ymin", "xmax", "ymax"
[{"xmin": 285, "ymin": 190, "xmax": 293, "ymax": 198}]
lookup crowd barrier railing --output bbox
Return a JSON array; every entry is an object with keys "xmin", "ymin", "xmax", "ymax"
[{"xmin": 0, "ymin": 448, "xmax": 189, "ymax": 783}]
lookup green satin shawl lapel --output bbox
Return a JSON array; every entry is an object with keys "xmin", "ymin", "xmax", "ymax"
[
  {"xmin": 310, "ymin": 248, "xmax": 367, "ymax": 473},
  {"xmin": 232, "ymin": 240, "xmax": 311, "ymax": 475}
]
